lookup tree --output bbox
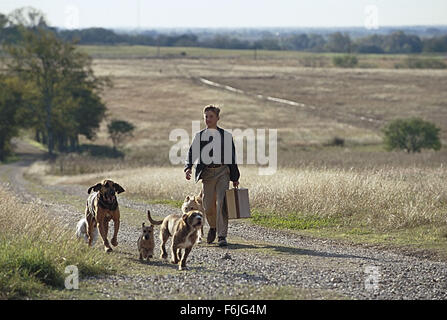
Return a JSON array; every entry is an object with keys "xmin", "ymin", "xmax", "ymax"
[
  {"xmin": 5, "ymin": 9, "xmax": 109, "ymax": 155},
  {"xmin": 355, "ymin": 34, "xmax": 385, "ymax": 53},
  {"xmin": 332, "ymin": 55, "xmax": 358, "ymax": 68},
  {"xmin": 383, "ymin": 31, "xmax": 422, "ymax": 53},
  {"xmin": 423, "ymin": 35, "xmax": 447, "ymax": 53},
  {"xmin": 107, "ymin": 119, "xmax": 135, "ymax": 151},
  {"xmin": 0, "ymin": 13, "xmax": 8, "ymax": 29},
  {"xmin": 0, "ymin": 76, "xmax": 24, "ymax": 161},
  {"xmin": 7, "ymin": 6, "xmax": 48, "ymax": 28},
  {"xmin": 326, "ymin": 32, "xmax": 352, "ymax": 53},
  {"xmin": 285, "ymin": 34, "xmax": 310, "ymax": 51},
  {"xmin": 382, "ymin": 118, "xmax": 441, "ymax": 153}
]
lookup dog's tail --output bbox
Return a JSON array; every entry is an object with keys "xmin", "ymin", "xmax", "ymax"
[
  {"xmin": 76, "ymin": 218, "xmax": 98, "ymax": 245},
  {"xmin": 147, "ymin": 209, "xmax": 163, "ymax": 225}
]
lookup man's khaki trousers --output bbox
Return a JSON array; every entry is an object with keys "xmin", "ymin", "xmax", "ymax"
[{"xmin": 201, "ymin": 165, "xmax": 230, "ymax": 238}]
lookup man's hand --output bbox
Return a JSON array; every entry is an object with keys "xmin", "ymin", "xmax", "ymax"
[
  {"xmin": 185, "ymin": 168, "xmax": 192, "ymax": 180},
  {"xmin": 232, "ymin": 181, "xmax": 239, "ymax": 188}
]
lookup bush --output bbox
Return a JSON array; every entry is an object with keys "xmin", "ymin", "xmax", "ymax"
[
  {"xmin": 382, "ymin": 118, "xmax": 441, "ymax": 153},
  {"xmin": 332, "ymin": 55, "xmax": 358, "ymax": 68},
  {"xmin": 326, "ymin": 137, "xmax": 345, "ymax": 147},
  {"xmin": 107, "ymin": 119, "xmax": 135, "ymax": 151}
]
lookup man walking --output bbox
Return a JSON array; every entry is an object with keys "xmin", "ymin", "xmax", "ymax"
[{"xmin": 184, "ymin": 105, "xmax": 240, "ymax": 246}]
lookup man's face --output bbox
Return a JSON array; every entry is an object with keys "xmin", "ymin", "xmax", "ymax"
[{"xmin": 204, "ymin": 110, "xmax": 219, "ymax": 128}]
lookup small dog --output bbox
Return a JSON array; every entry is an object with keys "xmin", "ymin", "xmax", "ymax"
[
  {"xmin": 181, "ymin": 189, "xmax": 205, "ymax": 244},
  {"xmin": 147, "ymin": 209, "xmax": 203, "ymax": 270},
  {"xmin": 84, "ymin": 179, "xmax": 125, "ymax": 252},
  {"xmin": 137, "ymin": 219, "xmax": 155, "ymax": 261},
  {"xmin": 76, "ymin": 217, "xmax": 98, "ymax": 245}
]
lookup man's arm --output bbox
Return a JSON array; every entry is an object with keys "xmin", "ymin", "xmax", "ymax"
[
  {"xmin": 184, "ymin": 131, "xmax": 200, "ymax": 173},
  {"xmin": 229, "ymin": 135, "xmax": 240, "ymax": 183}
]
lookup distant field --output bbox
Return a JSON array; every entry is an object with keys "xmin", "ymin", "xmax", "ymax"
[
  {"xmin": 77, "ymin": 44, "xmax": 447, "ymax": 69},
  {"xmin": 60, "ymin": 46, "xmax": 447, "ymax": 171}
]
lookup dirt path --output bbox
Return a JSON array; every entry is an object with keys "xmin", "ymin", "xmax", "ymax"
[{"xmin": 1, "ymin": 142, "xmax": 447, "ymax": 300}]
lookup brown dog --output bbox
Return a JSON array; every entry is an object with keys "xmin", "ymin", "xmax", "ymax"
[
  {"xmin": 181, "ymin": 189, "xmax": 205, "ymax": 244},
  {"xmin": 147, "ymin": 209, "xmax": 203, "ymax": 270},
  {"xmin": 85, "ymin": 179, "xmax": 125, "ymax": 252},
  {"xmin": 137, "ymin": 220, "xmax": 155, "ymax": 261}
]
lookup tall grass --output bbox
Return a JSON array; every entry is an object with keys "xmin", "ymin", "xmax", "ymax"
[
  {"xmin": 39, "ymin": 164, "xmax": 447, "ymax": 232},
  {"xmin": 0, "ymin": 185, "xmax": 115, "ymax": 299}
]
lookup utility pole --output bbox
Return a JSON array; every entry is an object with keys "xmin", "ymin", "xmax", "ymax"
[{"xmin": 157, "ymin": 37, "xmax": 160, "ymax": 57}]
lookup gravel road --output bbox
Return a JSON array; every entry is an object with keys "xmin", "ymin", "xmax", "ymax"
[{"xmin": 1, "ymin": 147, "xmax": 447, "ymax": 300}]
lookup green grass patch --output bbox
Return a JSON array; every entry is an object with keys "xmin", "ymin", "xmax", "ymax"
[
  {"xmin": 0, "ymin": 184, "xmax": 117, "ymax": 299},
  {"xmin": 147, "ymin": 198, "xmax": 183, "ymax": 208},
  {"xmin": 125, "ymin": 196, "xmax": 183, "ymax": 209},
  {"xmin": 77, "ymin": 44, "xmax": 442, "ymax": 59},
  {"xmin": 250, "ymin": 209, "xmax": 447, "ymax": 260},
  {"xmin": 22, "ymin": 137, "xmax": 48, "ymax": 152},
  {"xmin": 251, "ymin": 209, "xmax": 338, "ymax": 230},
  {"xmin": 2, "ymin": 155, "xmax": 20, "ymax": 164},
  {"xmin": 0, "ymin": 235, "xmax": 115, "ymax": 299}
]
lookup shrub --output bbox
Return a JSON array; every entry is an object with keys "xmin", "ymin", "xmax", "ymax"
[
  {"xmin": 107, "ymin": 119, "xmax": 135, "ymax": 151},
  {"xmin": 326, "ymin": 137, "xmax": 345, "ymax": 147},
  {"xmin": 382, "ymin": 118, "xmax": 441, "ymax": 153},
  {"xmin": 332, "ymin": 55, "xmax": 358, "ymax": 68}
]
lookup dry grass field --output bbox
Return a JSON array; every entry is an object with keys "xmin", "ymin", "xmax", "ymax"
[
  {"xmin": 22, "ymin": 46, "xmax": 447, "ymax": 255},
  {"xmin": 0, "ymin": 185, "xmax": 115, "ymax": 298},
  {"xmin": 68, "ymin": 50, "xmax": 447, "ymax": 168}
]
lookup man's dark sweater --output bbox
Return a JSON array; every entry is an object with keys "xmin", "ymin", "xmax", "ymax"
[{"xmin": 184, "ymin": 126, "xmax": 240, "ymax": 183}]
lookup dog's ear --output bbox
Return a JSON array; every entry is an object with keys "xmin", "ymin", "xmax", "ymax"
[
  {"xmin": 195, "ymin": 196, "xmax": 202, "ymax": 204},
  {"xmin": 142, "ymin": 222, "xmax": 145, "ymax": 228},
  {"xmin": 113, "ymin": 183, "xmax": 125, "ymax": 194},
  {"xmin": 184, "ymin": 196, "xmax": 190, "ymax": 202},
  {"xmin": 87, "ymin": 183, "xmax": 102, "ymax": 194}
]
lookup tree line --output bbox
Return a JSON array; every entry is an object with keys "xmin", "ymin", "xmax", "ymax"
[
  {"xmin": 2, "ymin": 18, "xmax": 447, "ymax": 54},
  {"xmin": 32, "ymin": 29, "xmax": 447, "ymax": 54}
]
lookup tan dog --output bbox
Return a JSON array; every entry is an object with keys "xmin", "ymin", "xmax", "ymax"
[
  {"xmin": 137, "ymin": 220, "xmax": 155, "ymax": 261},
  {"xmin": 85, "ymin": 179, "xmax": 125, "ymax": 252},
  {"xmin": 147, "ymin": 209, "xmax": 203, "ymax": 270},
  {"xmin": 181, "ymin": 189, "xmax": 205, "ymax": 244}
]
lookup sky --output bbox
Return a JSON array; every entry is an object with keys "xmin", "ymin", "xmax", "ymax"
[{"xmin": 0, "ymin": 0, "xmax": 446, "ymax": 29}]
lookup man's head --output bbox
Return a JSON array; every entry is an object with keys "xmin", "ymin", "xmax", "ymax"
[{"xmin": 203, "ymin": 105, "xmax": 220, "ymax": 128}]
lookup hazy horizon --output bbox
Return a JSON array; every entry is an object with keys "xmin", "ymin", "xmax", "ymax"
[{"xmin": 1, "ymin": 0, "xmax": 446, "ymax": 29}]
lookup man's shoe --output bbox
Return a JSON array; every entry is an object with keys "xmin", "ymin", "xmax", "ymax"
[
  {"xmin": 207, "ymin": 228, "xmax": 216, "ymax": 244},
  {"xmin": 217, "ymin": 237, "xmax": 228, "ymax": 247}
]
